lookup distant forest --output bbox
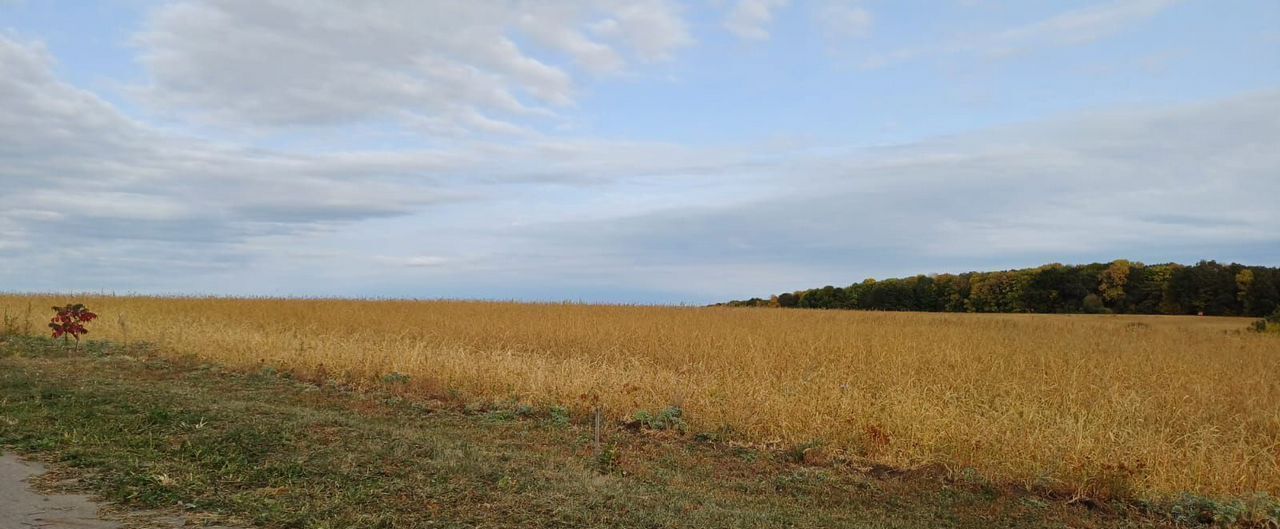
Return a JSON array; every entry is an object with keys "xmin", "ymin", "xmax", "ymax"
[{"xmin": 721, "ymin": 261, "xmax": 1280, "ymax": 317}]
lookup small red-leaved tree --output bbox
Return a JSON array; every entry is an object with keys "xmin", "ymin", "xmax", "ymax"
[{"xmin": 49, "ymin": 303, "xmax": 97, "ymax": 348}]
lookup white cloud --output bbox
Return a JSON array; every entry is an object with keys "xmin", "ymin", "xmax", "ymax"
[
  {"xmin": 864, "ymin": 0, "xmax": 1179, "ymax": 68},
  {"xmin": 0, "ymin": 34, "xmax": 452, "ymax": 277},
  {"xmin": 724, "ymin": 0, "xmax": 790, "ymax": 40},
  {"xmin": 403, "ymin": 256, "xmax": 450, "ymax": 268},
  {"xmin": 817, "ymin": 2, "xmax": 873, "ymax": 40},
  {"xmin": 589, "ymin": 0, "xmax": 695, "ymax": 60},
  {"xmin": 518, "ymin": 13, "xmax": 625, "ymax": 74},
  {"xmin": 0, "ymin": 32, "xmax": 752, "ymax": 293},
  {"xmin": 133, "ymin": 0, "xmax": 693, "ymax": 134},
  {"xmin": 983, "ymin": 0, "xmax": 1178, "ymax": 56}
]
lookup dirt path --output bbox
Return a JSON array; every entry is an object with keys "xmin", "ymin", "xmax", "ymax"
[
  {"xmin": 0, "ymin": 453, "xmax": 119, "ymax": 529},
  {"xmin": 0, "ymin": 453, "xmax": 242, "ymax": 529}
]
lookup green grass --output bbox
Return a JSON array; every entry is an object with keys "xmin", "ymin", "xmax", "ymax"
[{"xmin": 0, "ymin": 336, "xmax": 1189, "ymax": 528}]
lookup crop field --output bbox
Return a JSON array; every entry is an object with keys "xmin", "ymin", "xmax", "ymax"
[{"xmin": 2, "ymin": 294, "xmax": 1277, "ymax": 503}]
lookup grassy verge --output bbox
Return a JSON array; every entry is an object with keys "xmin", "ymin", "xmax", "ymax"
[{"xmin": 0, "ymin": 336, "xmax": 1230, "ymax": 528}]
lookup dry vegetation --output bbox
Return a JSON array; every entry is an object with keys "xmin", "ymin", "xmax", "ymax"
[{"xmin": 2, "ymin": 294, "xmax": 1277, "ymax": 502}]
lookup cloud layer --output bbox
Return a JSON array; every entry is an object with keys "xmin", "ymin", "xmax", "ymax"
[
  {"xmin": 135, "ymin": 0, "xmax": 692, "ymax": 134},
  {"xmin": 863, "ymin": 0, "xmax": 1179, "ymax": 68},
  {"xmin": 2, "ymin": 1, "xmax": 1277, "ymax": 302}
]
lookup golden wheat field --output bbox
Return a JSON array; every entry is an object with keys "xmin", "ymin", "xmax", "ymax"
[{"xmin": 2, "ymin": 294, "xmax": 1278, "ymax": 501}]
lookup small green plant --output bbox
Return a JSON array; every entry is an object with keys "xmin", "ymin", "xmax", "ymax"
[
  {"xmin": 629, "ymin": 406, "xmax": 686, "ymax": 433},
  {"xmin": 548, "ymin": 405, "xmax": 571, "ymax": 427},
  {"xmin": 1168, "ymin": 494, "xmax": 1247, "ymax": 526},
  {"xmin": 485, "ymin": 409, "xmax": 517, "ymax": 422},
  {"xmin": 694, "ymin": 425, "xmax": 737, "ymax": 443},
  {"xmin": 595, "ymin": 444, "xmax": 621, "ymax": 473},
  {"xmin": 381, "ymin": 372, "xmax": 411, "ymax": 384},
  {"xmin": 496, "ymin": 474, "xmax": 519, "ymax": 491}
]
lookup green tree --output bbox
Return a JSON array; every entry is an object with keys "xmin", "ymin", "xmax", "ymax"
[
  {"xmin": 1082, "ymin": 293, "xmax": 1109, "ymax": 314},
  {"xmin": 776, "ymin": 292, "xmax": 798, "ymax": 308},
  {"xmin": 728, "ymin": 260, "xmax": 1279, "ymax": 317},
  {"xmin": 1236, "ymin": 269, "xmax": 1255, "ymax": 315}
]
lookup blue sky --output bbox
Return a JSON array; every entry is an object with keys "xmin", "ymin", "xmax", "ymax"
[{"xmin": 1, "ymin": 0, "xmax": 1278, "ymax": 303}]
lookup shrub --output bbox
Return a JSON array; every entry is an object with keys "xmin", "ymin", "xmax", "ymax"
[
  {"xmin": 1251, "ymin": 308, "xmax": 1280, "ymax": 334},
  {"xmin": 48, "ymin": 303, "xmax": 97, "ymax": 348}
]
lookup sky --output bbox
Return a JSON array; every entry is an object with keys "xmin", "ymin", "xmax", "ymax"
[{"xmin": 1, "ymin": 0, "xmax": 1278, "ymax": 304}]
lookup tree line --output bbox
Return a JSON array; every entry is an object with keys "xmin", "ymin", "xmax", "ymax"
[{"xmin": 721, "ymin": 260, "xmax": 1280, "ymax": 317}]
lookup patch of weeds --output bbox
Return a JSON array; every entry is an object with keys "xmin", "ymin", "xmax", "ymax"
[
  {"xmin": 1168, "ymin": 494, "xmax": 1246, "ymax": 526},
  {"xmin": 783, "ymin": 439, "xmax": 824, "ymax": 464},
  {"xmin": 1, "ymin": 336, "xmax": 77, "ymax": 358},
  {"xmin": 732, "ymin": 446, "xmax": 759, "ymax": 463},
  {"xmin": 548, "ymin": 405, "xmax": 571, "ymax": 428},
  {"xmin": 381, "ymin": 372, "xmax": 411, "ymax": 385},
  {"xmin": 955, "ymin": 467, "xmax": 989, "ymax": 487},
  {"xmin": 1165, "ymin": 493, "xmax": 1280, "ymax": 527},
  {"xmin": 81, "ymin": 340, "xmax": 113, "ymax": 358},
  {"xmin": 1020, "ymin": 496, "xmax": 1049, "ymax": 510},
  {"xmin": 485, "ymin": 409, "xmax": 517, "ymax": 423},
  {"xmin": 694, "ymin": 424, "xmax": 737, "ymax": 444},
  {"xmin": 950, "ymin": 467, "xmax": 999, "ymax": 499},
  {"xmin": 629, "ymin": 406, "xmax": 686, "ymax": 433},
  {"xmin": 493, "ymin": 398, "xmax": 535, "ymax": 419},
  {"xmin": 595, "ymin": 444, "xmax": 621, "ymax": 473},
  {"xmin": 1, "ymin": 309, "xmax": 27, "ymax": 337},
  {"xmin": 496, "ymin": 474, "xmax": 521, "ymax": 491},
  {"xmin": 772, "ymin": 468, "xmax": 830, "ymax": 497}
]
